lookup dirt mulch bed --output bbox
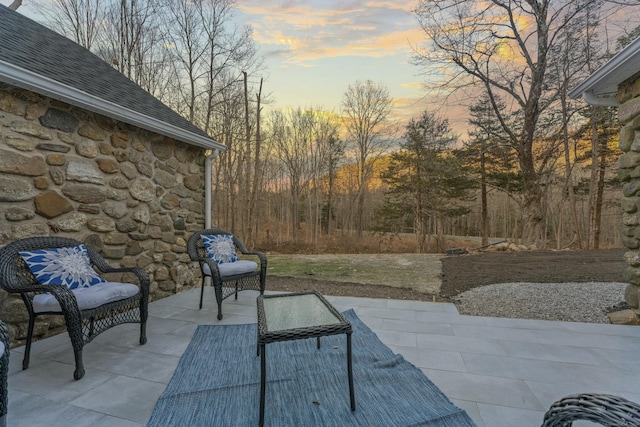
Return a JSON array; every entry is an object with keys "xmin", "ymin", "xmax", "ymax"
[{"xmin": 266, "ymin": 248, "xmax": 627, "ymax": 302}]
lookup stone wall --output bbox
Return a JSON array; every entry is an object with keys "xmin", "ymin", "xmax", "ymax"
[
  {"xmin": 0, "ymin": 83, "xmax": 206, "ymax": 343},
  {"xmin": 617, "ymin": 71, "xmax": 640, "ymax": 318}
]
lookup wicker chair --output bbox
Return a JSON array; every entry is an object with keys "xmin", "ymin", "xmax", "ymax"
[
  {"xmin": 0, "ymin": 320, "xmax": 8, "ymax": 427},
  {"xmin": 187, "ymin": 229, "xmax": 266, "ymax": 320},
  {"xmin": 542, "ymin": 393, "xmax": 640, "ymax": 426},
  {"xmin": 0, "ymin": 237, "xmax": 149, "ymax": 380}
]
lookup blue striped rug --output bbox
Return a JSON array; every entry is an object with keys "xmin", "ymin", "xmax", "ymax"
[{"xmin": 148, "ymin": 309, "xmax": 476, "ymax": 426}]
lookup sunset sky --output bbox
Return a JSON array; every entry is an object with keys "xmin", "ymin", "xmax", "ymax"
[
  {"xmin": 231, "ymin": 1, "xmax": 431, "ymax": 126},
  {"xmin": 4, "ymin": 0, "xmax": 639, "ymax": 138}
]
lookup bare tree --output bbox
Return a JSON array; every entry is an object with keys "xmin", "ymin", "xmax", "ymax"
[
  {"xmin": 342, "ymin": 80, "xmax": 394, "ymax": 239},
  {"xmin": 34, "ymin": 0, "xmax": 105, "ymax": 49},
  {"xmin": 412, "ymin": 0, "xmax": 622, "ymax": 247}
]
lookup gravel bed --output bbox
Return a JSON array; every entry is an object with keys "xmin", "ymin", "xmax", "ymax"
[{"xmin": 452, "ymin": 282, "xmax": 628, "ymax": 323}]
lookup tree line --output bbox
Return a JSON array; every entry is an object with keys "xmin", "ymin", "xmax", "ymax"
[{"xmin": 23, "ymin": 0, "xmax": 639, "ymax": 251}]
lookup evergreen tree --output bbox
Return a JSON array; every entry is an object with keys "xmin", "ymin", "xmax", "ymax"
[{"xmin": 375, "ymin": 110, "xmax": 474, "ymax": 252}]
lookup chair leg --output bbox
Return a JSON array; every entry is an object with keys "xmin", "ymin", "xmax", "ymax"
[
  {"xmin": 22, "ymin": 315, "xmax": 36, "ymax": 370},
  {"xmin": 139, "ymin": 320, "xmax": 147, "ymax": 345},
  {"xmin": 199, "ymin": 276, "xmax": 205, "ymax": 310},
  {"xmin": 214, "ymin": 284, "xmax": 223, "ymax": 320},
  {"xmin": 72, "ymin": 348, "xmax": 85, "ymax": 380},
  {"xmin": 235, "ymin": 280, "xmax": 239, "ymax": 300}
]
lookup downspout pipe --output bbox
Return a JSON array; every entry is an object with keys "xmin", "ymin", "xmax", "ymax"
[
  {"xmin": 205, "ymin": 149, "xmax": 219, "ymax": 229},
  {"xmin": 582, "ymin": 91, "xmax": 620, "ymax": 107}
]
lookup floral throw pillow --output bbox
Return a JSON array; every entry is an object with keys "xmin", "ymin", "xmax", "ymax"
[
  {"xmin": 19, "ymin": 244, "xmax": 106, "ymax": 290},
  {"xmin": 201, "ymin": 234, "xmax": 238, "ymax": 264}
]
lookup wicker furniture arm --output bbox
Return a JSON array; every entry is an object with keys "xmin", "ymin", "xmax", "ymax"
[
  {"xmin": 0, "ymin": 320, "xmax": 8, "ymax": 427},
  {"xmin": 187, "ymin": 229, "xmax": 267, "ymax": 320},
  {"xmin": 0, "ymin": 236, "xmax": 149, "ymax": 380},
  {"xmin": 542, "ymin": 393, "xmax": 640, "ymax": 426}
]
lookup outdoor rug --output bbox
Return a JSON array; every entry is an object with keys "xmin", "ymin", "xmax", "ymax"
[{"xmin": 147, "ymin": 309, "xmax": 477, "ymax": 426}]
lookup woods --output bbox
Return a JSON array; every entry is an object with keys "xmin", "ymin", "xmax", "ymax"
[{"xmin": 25, "ymin": 0, "xmax": 640, "ymax": 252}]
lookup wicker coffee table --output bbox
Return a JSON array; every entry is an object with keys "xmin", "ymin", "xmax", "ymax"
[{"xmin": 256, "ymin": 291, "xmax": 355, "ymax": 427}]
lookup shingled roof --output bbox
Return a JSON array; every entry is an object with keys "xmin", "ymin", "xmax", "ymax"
[{"xmin": 0, "ymin": 5, "xmax": 224, "ymax": 151}]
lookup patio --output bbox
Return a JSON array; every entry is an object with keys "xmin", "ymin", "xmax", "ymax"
[{"xmin": 5, "ymin": 288, "xmax": 640, "ymax": 427}]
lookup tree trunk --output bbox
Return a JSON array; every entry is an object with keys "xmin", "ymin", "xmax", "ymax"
[
  {"xmin": 251, "ymin": 78, "xmax": 263, "ymax": 244},
  {"xmin": 593, "ymin": 130, "xmax": 608, "ymax": 249},
  {"xmin": 480, "ymin": 146, "xmax": 488, "ymax": 246},
  {"xmin": 519, "ymin": 147, "xmax": 544, "ymax": 248}
]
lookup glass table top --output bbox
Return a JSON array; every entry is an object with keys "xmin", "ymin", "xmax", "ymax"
[{"xmin": 261, "ymin": 293, "xmax": 342, "ymax": 332}]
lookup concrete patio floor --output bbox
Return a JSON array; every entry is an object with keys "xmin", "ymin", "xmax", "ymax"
[{"xmin": 5, "ymin": 288, "xmax": 640, "ymax": 427}]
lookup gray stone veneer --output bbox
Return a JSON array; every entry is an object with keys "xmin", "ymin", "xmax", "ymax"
[
  {"xmin": 617, "ymin": 72, "xmax": 640, "ymax": 315},
  {"xmin": 0, "ymin": 83, "xmax": 206, "ymax": 344}
]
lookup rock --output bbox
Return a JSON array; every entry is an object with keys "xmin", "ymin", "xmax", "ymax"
[
  {"xmin": 84, "ymin": 234, "xmax": 104, "ymax": 252},
  {"xmin": 116, "ymin": 220, "xmax": 138, "ymax": 233},
  {"xmin": 36, "ymin": 143, "xmax": 70, "ymax": 153},
  {"xmin": 155, "ymin": 266, "xmax": 170, "ymax": 281},
  {"xmin": 62, "ymin": 183, "xmax": 106, "ymax": 203},
  {"xmin": 12, "ymin": 222, "xmax": 49, "ymax": 239},
  {"xmin": 161, "ymin": 193, "xmax": 180, "ymax": 209},
  {"xmin": 87, "ymin": 218, "xmax": 116, "ymax": 232},
  {"xmin": 102, "ymin": 201, "xmax": 128, "ymax": 219},
  {"xmin": 49, "ymin": 167, "xmax": 65, "ymax": 185},
  {"xmin": 95, "ymin": 114, "xmax": 116, "ymax": 131},
  {"xmin": 154, "ymin": 240, "xmax": 171, "ymax": 253},
  {"xmin": 624, "ymin": 284, "xmax": 639, "ymax": 309},
  {"xmin": 0, "ymin": 91, "xmax": 24, "ymax": 116},
  {"xmin": 96, "ymin": 158, "xmax": 119, "ymax": 173},
  {"xmin": 131, "ymin": 135, "xmax": 146, "ymax": 152},
  {"xmin": 34, "ymin": 190, "xmax": 73, "ymax": 218},
  {"xmin": 183, "ymin": 175, "xmax": 201, "ymax": 191},
  {"xmin": 66, "ymin": 159, "xmax": 105, "ymax": 184},
  {"xmin": 78, "ymin": 124, "xmax": 106, "ymax": 141},
  {"xmin": 10, "ymin": 121, "xmax": 52, "ymax": 139},
  {"xmin": 38, "ymin": 108, "xmax": 79, "ymax": 133},
  {"xmin": 105, "ymin": 188, "xmax": 127, "ymax": 201},
  {"xmin": 150, "ymin": 137, "xmax": 174, "ymax": 160},
  {"xmin": 5, "ymin": 207, "xmax": 35, "ymax": 221},
  {"xmin": 56, "ymin": 212, "xmax": 88, "ymax": 232},
  {"xmin": 120, "ymin": 162, "xmax": 137, "ymax": 179},
  {"xmin": 102, "ymin": 246, "xmax": 125, "ymax": 259},
  {"xmin": 154, "ymin": 169, "xmax": 176, "ymax": 188},
  {"xmin": 132, "ymin": 205, "xmax": 150, "ymax": 224},
  {"xmin": 109, "ymin": 176, "xmax": 129, "ymax": 189},
  {"xmin": 607, "ymin": 309, "xmax": 640, "ymax": 325},
  {"xmin": 76, "ymin": 139, "xmax": 99, "ymax": 158},
  {"xmin": 5, "ymin": 136, "xmax": 36, "ymax": 151},
  {"xmin": 111, "ymin": 132, "xmax": 129, "ymax": 148},
  {"xmin": 46, "ymin": 153, "xmax": 66, "ymax": 166},
  {"xmin": 0, "ymin": 175, "xmax": 33, "ymax": 201},
  {"xmin": 129, "ymin": 177, "xmax": 156, "ymax": 202},
  {"xmin": 125, "ymin": 240, "xmax": 143, "ymax": 255},
  {"xmin": 102, "ymin": 232, "xmax": 129, "ymax": 246},
  {"xmin": 78, "ymin": 204, "xmax": 100, "ymax": 214},
  {"xmin": 0, "ymin": 148, "xmax": 46, "ymax": 176}
]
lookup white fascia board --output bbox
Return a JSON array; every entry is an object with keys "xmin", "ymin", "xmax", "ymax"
[
  {"xmin": 0, "ymin": 60, "xmax": 226, "ymax": 152},
  {"xmin": 568, "ymin": 36, "xmax": 640, "ymax": 101}
]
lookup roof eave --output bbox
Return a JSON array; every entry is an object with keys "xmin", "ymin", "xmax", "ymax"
[
  {"xmin": 0, "ymin": 60, "xmax": 226, "ymax": 152},
  {"xmin": 568, "ymin": 36, "xmax": 640, "ymax": 102}
]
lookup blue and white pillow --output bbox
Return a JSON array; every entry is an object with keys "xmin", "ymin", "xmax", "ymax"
[
  {"xmin": 20, "ymin": 244, "xmax": 105, "ymax": 290},
  {"xmin": 201, "ymin": 234, "xmax": 238, "ymax": 264}
]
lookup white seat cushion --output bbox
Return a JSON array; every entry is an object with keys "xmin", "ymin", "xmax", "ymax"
[
  {"xmin": 202, "ymin": 260, "xmax": 258, "ymax": 277},
  {"xmin": 33, "ymin": 281, "xmax": 139, "ymax": 313}
]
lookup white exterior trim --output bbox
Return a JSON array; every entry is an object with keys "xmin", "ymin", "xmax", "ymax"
[
  {"xmin": 569, "ymin": 36, "xmax": 640, "ymax": 103},
  {"xmin": 0, "ymin": 60, "xmax": 225, "ymax": 151}
]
